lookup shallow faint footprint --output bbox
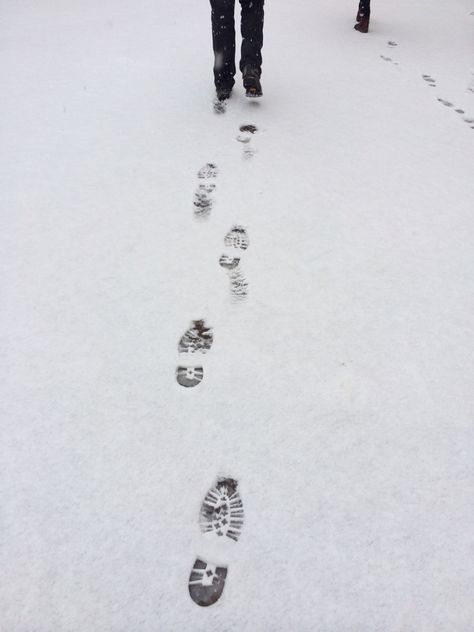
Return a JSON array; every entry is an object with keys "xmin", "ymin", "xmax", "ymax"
[
  {"xmin": 213, "ymin": 99, "xmax": 227, "ymax": 115},
  {"xmin": 433, "ymin": 97, "xmax": 474, "ymax": 130},
  {"xmin": 194, "ymin": 163, "xmax": 218, "ymax": 219},
  {"xmin": 237, "ymin": 124, "xmax": 258, "ymax": 159},
  {"xmin": 220, "ymin": 226, "xmax": 250, "ymax": 302},
  {"xmin": 422, "ymin": 74, "xmax": 436, "ymax": 87},
  {"xmin": 438, "ymin": 98, "xmax": 453, "ymax": 108},
  {"xmin": 380, "ymin": 55, "xmax": 399, "ymax": 66}
]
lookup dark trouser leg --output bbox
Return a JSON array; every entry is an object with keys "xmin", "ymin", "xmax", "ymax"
[
  {"xmin": 356, "ymin": 0, "xmax": 371, "ymax": 20},
  {"xmin": 210, "ymin": 0, "xmax": 236, "ymax": 88},
  {"xmin": 239, "ymin": 0, "xmax": 264, "ymax": 73},
  {"xmin": 355, "ymin": 0, "xmax": 370, "ymax": 31}
]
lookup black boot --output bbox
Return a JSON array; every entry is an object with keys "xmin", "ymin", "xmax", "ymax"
[{"xmin": 242, "ymin": 65, "xmax": 262, "ymax": 97}]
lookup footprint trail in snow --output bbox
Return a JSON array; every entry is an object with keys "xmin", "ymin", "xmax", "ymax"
[
  {"xmin": 181, "ymin": 114, "xmax": 259, "ymax": 608},
  {"xmin": 421, "ymin": 76, "xmax": 474, "ymax": 130}
]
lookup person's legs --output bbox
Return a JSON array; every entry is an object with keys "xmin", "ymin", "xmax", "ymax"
[
  {"xmin": 356, "ymin": 0, "xmax": 371, "ymax": 21},
  {"xmin": 210, "ymin": 0, "xmax": 237, "ymax": 90},
  {"xmin": 354, "ymin": 0, "xmax": 370, "ymax": 32},
  {"xmin": 239, "ymin": 0, "xmax": 264, "ymax": 73}
]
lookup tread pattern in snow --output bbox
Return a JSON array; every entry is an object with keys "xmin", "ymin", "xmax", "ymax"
[
  {"xmin": 198, "ymin": 163, "xmax": 218, "ymax": 180},
  {"xmin": 194, "ymin": 164, "xmax": 217, "ymax": 219},
  {"xmin": 224, "ymin": 225, "xmax": 249, "ymax": 250},
  {"xmin": 219, "ymin": 254, "xmax": 240, "ymax": 270},
  {"xmin": 176, "ymin": 366, "xmax": 204, "ymax": 388},
  {"xmin": 178, "ymin": 320, "xmax": 213, "ymax": 354},
  {"xmin": 199, "ymin": 477, "xmax": 244, "ymax": 542}
]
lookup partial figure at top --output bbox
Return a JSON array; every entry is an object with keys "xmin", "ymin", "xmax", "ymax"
[
  {"xmin": 209, "ymin": 0, "xmax": 265, "ymax": 102},
  {"xmin": 354, "ymin": 0, "xmax": 371, "ymax": 33}
]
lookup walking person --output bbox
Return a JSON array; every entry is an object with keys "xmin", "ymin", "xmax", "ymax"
[{"xmin": 210, "ymin": 0, "xmax": 265, "ymax": 101}]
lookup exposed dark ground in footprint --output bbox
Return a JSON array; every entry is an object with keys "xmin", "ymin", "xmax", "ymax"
[
  {"xmin": 189, "ymin": 477, "xmax": 244, "ymax": 607},
  {"xmin": 388, "ymin": 41, "xmax": 398, "ymax": 48},
  {"xmin": 176, "ymin": 365, "xmax": 204, "ymax": 388},
  {"xmin": 240, "ymin": 124, "xmax": 258, "ymax": 134},
  {"xmin": 188, "ymin": 559, "xmax": 227, "ymax": 607}
]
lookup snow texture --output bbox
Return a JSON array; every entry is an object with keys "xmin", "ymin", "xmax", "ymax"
[{"xmin": 1, "ymin": 0, "xmax": 474, "ymax": 630}]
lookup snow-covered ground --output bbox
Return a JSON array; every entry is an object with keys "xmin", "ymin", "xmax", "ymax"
[{"xmin": 1, "ymin": 0, "xmax": 474, "ymax": 629}]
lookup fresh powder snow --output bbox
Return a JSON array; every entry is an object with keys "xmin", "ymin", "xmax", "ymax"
[{"xmin": 1, "ymin": 0, "xmax": 474, "ymax": 630}]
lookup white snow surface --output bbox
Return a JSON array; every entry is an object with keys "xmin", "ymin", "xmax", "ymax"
[{"xmin": 1, "ymin": 0, "xmax": 474, "ymax": 630}]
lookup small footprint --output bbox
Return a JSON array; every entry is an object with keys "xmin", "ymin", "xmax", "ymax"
[
  {"xmin": 380, "ymin": 55, "xmax": 399, "ymax": 66},
  {"xmin": 188, "ymin": 477, "xmax": 244, "ymax": 607},
  {"xmin": 194, "ymin": 163, "xmax": 218, "ymax": 219},
  {"xmin": 176, "ymin": 319, "xmax": 213, "ymax": 388},
  {"xmin": 433, "ymin": 97, "xmax": 474, "ymax": 130},
  {"xmin": 438, "ymin": 98, "xmax": 454, "ymax": 108},
  {"xmin": 388, "ymin": 41, "xmax": 398, "ymax": 48},
  {"xmin": 422, "ymin": 74, "xmax": 437, "ymax": 87}
]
